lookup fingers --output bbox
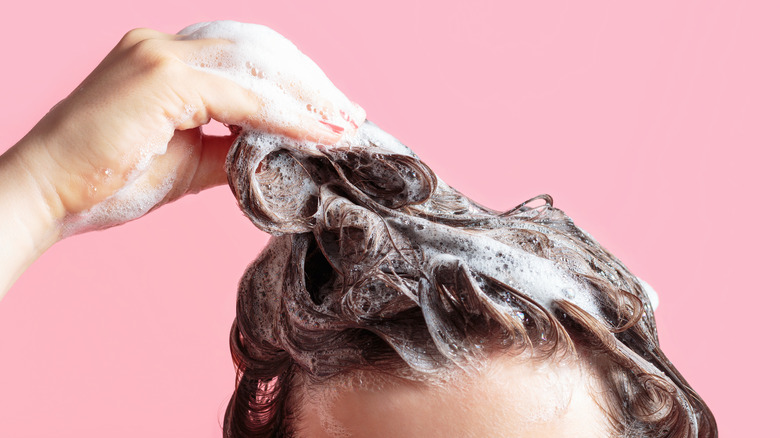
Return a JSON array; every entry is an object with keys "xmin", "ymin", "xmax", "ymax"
[
  {"xmin": 280, "ymin": 80, "xmax": 365, "ymax": 136},
  {"xmin": 346, "ymin": 101, "xmax": 367, "ymax": 131},
  {"xmin": 131, "ymin": 129, "xmax": 230, "ymax": 206},
  {"xmin": 114, "ymin": 28, "xmax": 179, "ymax": 52},
  {"xmin": 176, "ymin": 67, "xmax": 342, "ymax": 143},
  {"xmin": 189, "ymin": 133, "xmax": 235, "ymax": 192},
  {"xmin": 125, "ymin": 36, "xmax": 344, "ymax": 144},
  {"xmin": 116, "ymin": 26, "xmax": 361, "ymax": 146},
  {"xmin": 167, "ymin": 26, "xmax": 362, "ymax": 143},
  {"xmin": 160, "ymin": 37, "xmax": 232, "ymax": 61}
]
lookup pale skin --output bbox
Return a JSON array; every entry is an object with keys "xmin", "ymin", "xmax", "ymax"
[
  {"xmin": 0, "ymin": 27, "xmax": 364, "ymax": 298},
  {"xmin": 1, "ymin": 27, "xmax": 612, "ymax": 437},
  {"xmin": 297, "ymin": 354, "xmax": 612, "ymax": 438}
]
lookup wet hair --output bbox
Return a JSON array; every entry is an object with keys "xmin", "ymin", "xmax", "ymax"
[{"xmin": 221, "ymin": 122, "xmax": 717, "ymax": 438}]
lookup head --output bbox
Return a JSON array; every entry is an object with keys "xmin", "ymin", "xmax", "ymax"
[{"xmin": 222, "ymin": 122, "xmax": 717, "ymax": 437}]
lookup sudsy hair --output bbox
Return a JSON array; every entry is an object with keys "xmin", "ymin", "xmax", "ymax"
[{"xmin": 221, "ymin": 122, "xmax": 716, "ymax": 438}]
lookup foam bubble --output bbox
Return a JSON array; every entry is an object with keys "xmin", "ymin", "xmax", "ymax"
[
  {"xmin": 178, "ymin": 21, "xmax": 363, "ymax": 135},
  {"xmin": 61, "ymin": 127, "xmax": 181, "ymax": 236},
  {"xmin": 63, "ymin": 166, "xmax": 175, "ymax": 236},
  {"xmin": 62, "ymin": 20, "xmax": 368, "ymax": 236}
]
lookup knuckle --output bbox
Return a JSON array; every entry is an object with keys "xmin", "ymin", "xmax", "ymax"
[
  {"xmin": 118, "ymin": 28, "xmax": 153, "ymax": 49},
  {"xmin": 128, "ymin": 38, "xmax": 179, "ymax": 72},
  {"xmin": 131, "ymin": 37, "xmax": 163, "ymax": 56}
]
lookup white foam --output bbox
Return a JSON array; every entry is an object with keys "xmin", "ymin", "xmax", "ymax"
[
  {"xmin": 637, "ymin": 277, "xmax": 660, "ymax": 311},
  {"xmin": 62, "ymin": 21, "xmax": 370, "ymax": 236},
  {"xmin": 401, "ymin": 220, "xmax": 603, "ymax": 320},
  {"xmin": 62, "ymin": 126, "xmax": 185, "ymax": 235},
  {"xmin": 62, "ymin": 165, "xmax": 175, "ymax": 236},
  {"xmin": 178, "ymin": 21, "xmax": 364, "ymax": 136},
  {"xmin": 344, "ymin": 121, "xmax": 414, "ymax": 155},
  {"xmin": 235, "ymin": 120, "xmax": 415, "ymax": 180}
]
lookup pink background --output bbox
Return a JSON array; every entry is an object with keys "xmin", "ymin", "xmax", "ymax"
[{"xmin": 1, "ymin": 1, "xmax": 775, "ymax": 436}]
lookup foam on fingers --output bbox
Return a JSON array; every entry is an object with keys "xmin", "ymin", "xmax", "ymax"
[
  {"xmin": 61, "ymin": 130, "xmax": 192, "ymax": 236},
  {"xmin": 59, "ymin": 20, "xmax": 361, "ymax": 235},
  {"xmin": 177, "ymin": 21, "xmax": 362, "ymax": 139}
]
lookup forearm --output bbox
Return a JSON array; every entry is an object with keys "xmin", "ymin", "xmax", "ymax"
[{"xmin": 0, "ymin": 139, "xmax": 62, "ymax": 298}]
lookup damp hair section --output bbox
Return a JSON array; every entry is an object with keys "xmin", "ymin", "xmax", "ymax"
[{"xmin": 221, "ymin": 121, "xmax": 717, "ymax": 438}]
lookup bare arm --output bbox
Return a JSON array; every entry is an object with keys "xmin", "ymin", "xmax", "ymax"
[
  {"xmin": 0, "ymin": 143, "xmax": 61, "ymax": 296},
  {"xmin": 0, "ymin": 26, "xmax": 365, "ymax": 298}
]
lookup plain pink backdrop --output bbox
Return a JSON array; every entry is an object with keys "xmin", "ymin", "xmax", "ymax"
[{"xmin": 1, "ymin": 1, "xmax": 774, "ymax": 436}]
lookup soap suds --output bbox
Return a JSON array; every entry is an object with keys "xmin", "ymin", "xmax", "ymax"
[
  {"xmin": 226, "ymin": 117, "xmax": 665, "ymax": 378},
  {"xmin": 637, "ymin": 277, "xmax": 660, "ymax": 310},
  {"xmin": 63, "ymin": 20, "xmax": 365, "ymax": 236},
  {"xmin": 216, "ymin": 21, "xmax": 712, "ymax": 438},
  {"xmin": 62, "ymin": 155, "xmax": 177, "ymax": 235},
  {"xmin": 178, "ymin": 21, "xmax": 364, "ymax": 136},
  {"xmin": 61, "ymin": 126, "xmax": 177, "ymax": 236}
]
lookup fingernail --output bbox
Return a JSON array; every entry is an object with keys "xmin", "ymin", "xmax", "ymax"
[
  {"xmin": 306, "ymin": 125, "xmax": 340, "ymax": 145},
  {"xmin": 319, "ymin": 120, "xmax": 345, "ymax": 134},
  {"xmin": 340, "ymin": 110, "xmax": 359, "ymax": 129}
]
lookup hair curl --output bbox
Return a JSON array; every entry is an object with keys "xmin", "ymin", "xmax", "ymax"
[{"xmin": 221, "ymin": 122, "xmax": 716, "ymax": 438}]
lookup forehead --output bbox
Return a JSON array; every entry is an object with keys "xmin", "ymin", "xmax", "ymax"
[{"xmin": 295, "ymin": 355, "xmax": 610, "ymax": 438}]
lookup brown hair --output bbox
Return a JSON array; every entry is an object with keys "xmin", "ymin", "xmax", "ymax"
[{"xmin": 222, "ymin": 122, "xmax": 717, "ymax": 437}]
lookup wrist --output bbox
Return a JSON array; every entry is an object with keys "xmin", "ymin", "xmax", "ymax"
[
  {"xmin": 0, "ymin": 138, "xmax": 65, "ymax": 296},
  {"xmin": 10, "ymin": 133, "xmax": 69, "ymax": 223}
]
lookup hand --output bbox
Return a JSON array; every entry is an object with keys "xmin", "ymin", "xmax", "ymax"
[
  {"xmin": 0, "ymin": 23, "xmax": 366, "ymax": 295},
  {"xmin": 19, "ymin": 25, "xmax": 365, "ymax": 233}
]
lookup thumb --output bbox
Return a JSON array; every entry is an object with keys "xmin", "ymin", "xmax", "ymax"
[{"xmin": 188, "ymin": 133, "xmax": 236, "ymax": 194}]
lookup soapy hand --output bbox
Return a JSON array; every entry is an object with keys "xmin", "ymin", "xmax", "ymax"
[
  {"xmin": 178, "ymin": 22, "xmax": 365, "ymax": 137},
  {"xmin": 0, "ymin": 21, "xmax": 365, "ymax": 295},
  {"xmin": 11, "ymin": 23, "xmax": 365, "ymax": 235}
]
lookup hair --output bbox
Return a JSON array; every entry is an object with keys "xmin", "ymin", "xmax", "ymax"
[{"xmin": 221, "ymin": 122, "xmax": 717, "ymax": 438}]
